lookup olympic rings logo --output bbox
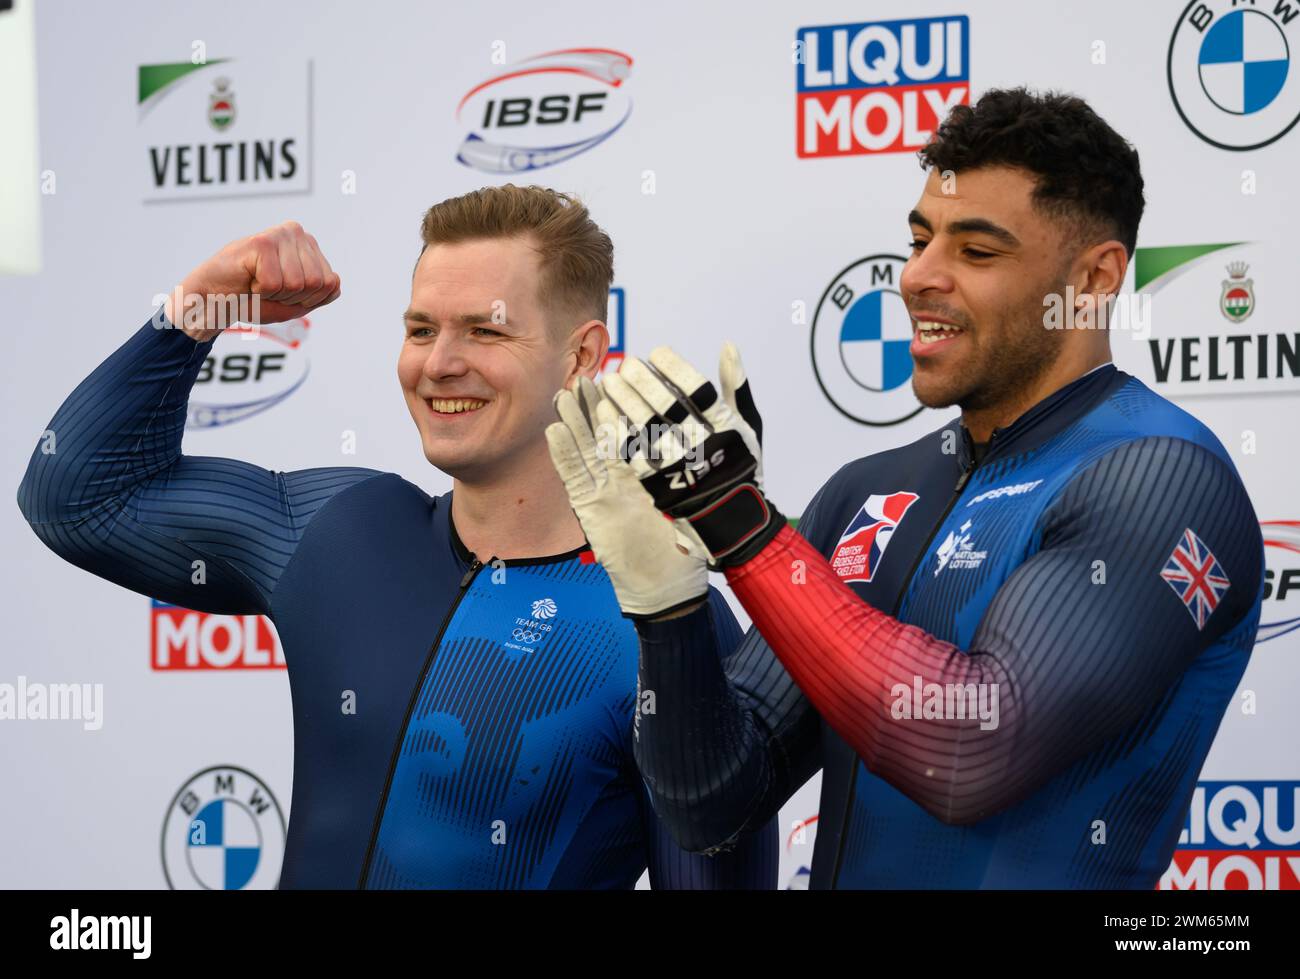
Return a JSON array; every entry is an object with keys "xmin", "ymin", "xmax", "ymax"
[{"xmin": 512, "ymin": 628, "xmax": 544, "ymax": 643}]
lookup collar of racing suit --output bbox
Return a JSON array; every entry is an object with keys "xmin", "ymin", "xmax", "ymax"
[
  {"xmin": 954, "ymin": 362, "xmax": 1123, "ymax": 472},
  {"xmin": 443, "ymin": 493, "xmax": 593, "ymax": 571}
]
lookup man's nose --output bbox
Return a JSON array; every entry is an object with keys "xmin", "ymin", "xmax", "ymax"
[
  {"xmin": 900, "ymin": 242, "xmax": 956, "ymax": 301},
  {"xmin": 422, "ymin": 332, "xmax": 469, "ymax": 379}
]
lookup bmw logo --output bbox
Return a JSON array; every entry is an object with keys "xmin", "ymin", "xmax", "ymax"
[
  {"xmin": 810, "ymin": 255, "xmax": 926, "ymax": 427},
  {"xmin": 1169, "ymin": 0, "xmax": 1300, "ymax": 150}
]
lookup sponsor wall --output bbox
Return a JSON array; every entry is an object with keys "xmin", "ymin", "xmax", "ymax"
[{"xmin": 1, "ymin": 0, "xmax": 1296, "ymax": 889}]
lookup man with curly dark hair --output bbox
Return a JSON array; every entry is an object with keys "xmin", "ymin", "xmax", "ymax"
[{"xmin": 546, "ymin": 87, "xmax": 1265, "ymax": 888}]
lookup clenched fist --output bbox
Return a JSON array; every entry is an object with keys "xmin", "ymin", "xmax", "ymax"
[{"xmin": 162, "ymin": 221, "xmax": 341, "ymax": 341}]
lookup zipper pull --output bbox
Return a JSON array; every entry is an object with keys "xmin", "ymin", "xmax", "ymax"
[
  {"xmin": 955, "ymin": 464, "xmax": 974, "ymax": 493},
  {"xmin": 459, "ymin": 556, "xmax": 483, "ymax": 589}
]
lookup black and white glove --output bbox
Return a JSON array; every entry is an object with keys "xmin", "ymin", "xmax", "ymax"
[
  {"xmin": 600, "ymin": 343, "xmax": 784, "ymax": 569},
  {"xmin": 545, "ymin": 376, "xmax": 710, "ymax": 619}
]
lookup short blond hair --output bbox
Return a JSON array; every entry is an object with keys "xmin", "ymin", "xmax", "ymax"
[{"xmin": 417, "ymin": 184, "xmax": 614, "ymax": 330}]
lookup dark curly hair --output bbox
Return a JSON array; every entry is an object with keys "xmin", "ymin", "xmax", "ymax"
[{"xmin": 917, "ymin": 87, "xmax": 1144, "ymax": 258}]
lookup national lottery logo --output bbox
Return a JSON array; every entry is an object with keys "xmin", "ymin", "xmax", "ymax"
[
  {"xmin": 810, "ymin": 255, "xmax": 925, "ymax": 426},
  {"xmin": 456, "ymin": 48, "xmax": 633, "ymax": 173},
  {"xmin": 933, "ymin": 518, "xmax": 988, "ymax": 576},
  {"xmin": 795, "ymin": 16, "xmax": 970, "ymax": 158},
  {"xmin": 161, "ymin": 766, "xmax": 286, "ymax": 890},
  {"xmin": 1168, "ymin": 0, "xmax": 1300, "ymax": 151}
]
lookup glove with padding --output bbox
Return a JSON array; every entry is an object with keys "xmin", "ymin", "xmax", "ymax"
[
  {"xmin": 601, "ymin": 343, "xmax": 783, "ymax": 569},
  {"xmin": 545, "ymin": 376, "xmax": 710, "ymax": 619}
]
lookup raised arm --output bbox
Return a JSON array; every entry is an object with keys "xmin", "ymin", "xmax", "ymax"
[{"xmin": 16, "ymin": 223, "xmax": 381, "ymax": 614}]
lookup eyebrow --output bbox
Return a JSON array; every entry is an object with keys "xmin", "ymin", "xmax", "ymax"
[
  {"xmin": 402, "ymin": 310, "xmax": 506, "ymax": 327},
  {"xmin": 908, "ymin": 209, "xmax": 1021, "ymax": 248}
]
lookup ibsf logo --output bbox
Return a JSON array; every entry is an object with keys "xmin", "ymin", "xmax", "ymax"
[
  {"xmin": 187, "ymin": 318, "xmax": 311, "ymax": 429},
  {"xmin": 1168, "ymin": 0, "xmax": 1300, "ymax": 151},
  {"xmin": 795, "ymin": 16, "xmax": 970, "ymax": 158},
  {"xmin": 1161, "ymin": 781, "xmax": 1300, "ymax": 889},
  {"xmin": 1260, "ymin": 520, "xmax": 1300, "ymax": 644},
  {"xmin": 830, "ymin": 492, "xmax": 920, "ymax": 583},
  {"xmin": 811, "ymin": 255, "xmax": 925, "ymax": 426},
  {"xmin": 161, "ymin": 766, "xmax": 286, "ymax": 889},
  {"xmin": 456, "ymin": 48, "xmax": 633, "ymax": 173},
  {"xmin": 151, "ymin": 599, "xmax": 285, "ymax": 670}
]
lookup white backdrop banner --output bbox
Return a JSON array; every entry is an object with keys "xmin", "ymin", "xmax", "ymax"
[{"xmin": 2, "ymin": 0, "xmax": 1297, "ymax": 889}]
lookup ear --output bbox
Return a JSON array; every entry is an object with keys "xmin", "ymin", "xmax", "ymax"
[
  {"xmin": 567, "ymin": 319, "xmax": 610, "ymax": 382},
  {"xmin": 1072, "ymin": 239, "xmax": 1129, "ymax": 303}
]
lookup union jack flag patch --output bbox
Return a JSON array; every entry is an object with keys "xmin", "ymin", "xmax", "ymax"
[{"xmin": 1160, "ymin": 528, "xmax": 1231, "ymax": 630}]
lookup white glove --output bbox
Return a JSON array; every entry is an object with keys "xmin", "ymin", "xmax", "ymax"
[
  {"xmin": 600, "ymin": 343, "xmax": 782, "ymax": 568},
  {"xmin": 546, "ymin": 376, "xmax": 709, "ymax": 619}
]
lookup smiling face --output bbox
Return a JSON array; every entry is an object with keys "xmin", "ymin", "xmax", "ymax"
[
  {"xmin": 398, "ymin": 236, "xmax": 589, "ymax": 484},
  {"xmin": 900, "ymin": 165, "xmax": 1075, "ymax": 413}
]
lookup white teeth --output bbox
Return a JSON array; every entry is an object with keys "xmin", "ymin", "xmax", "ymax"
[
  {"xmin": 915, "ymin": 320, "xmax": 963, "ymax": 343},
  {"xmin": 430, "ymin": 398, "xmax": 487, "ymax": 414}
]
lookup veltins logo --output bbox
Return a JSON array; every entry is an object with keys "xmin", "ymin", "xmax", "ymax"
[
  {"xmin": 138, "ymin": 59, "xmax": 311, "ymax": 201},
  {"xmin": 796, "ymin": 16, "xmax": 969, "ymax": 158},
  {"xmin": 1161, "ymin": 781, "xmax": 1300, "ymax": 889},
  {"xmin": 1260, "ymin": 520, "xmax": 1300, "ymax": 644},
  {"xmin": 162, "ymin": 766, "xmax": 286, "ymax": 889},
  {"xmin": 811, "ymin": 255, "xmax": 925, "ymax": 426},
  {"xmin": 456, "ymin": 48, "xmax": 633, "ymax": 173},
  {"xmin": 208, "ymin": 76, "xmax": 235, "ymax": 130},
  {"xmin": 830, "ymin": 492, "xmax": 920, "ymax": 583},
  {"xmin": 1168, "ymin": 0, "xmax": 1300, "ymax": 151},
  {"xmin": 1114, "ymin": 242, "xmax": 1299, "ymax": 394},
  {"xmin": 1221, "ymin": 261, "xmax": 1254, "ymax": 322}
]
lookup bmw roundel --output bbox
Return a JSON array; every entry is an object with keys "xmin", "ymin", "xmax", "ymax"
[
  {"xmin": 810, "ymin": 254, "xmax": 926, "ymax": 427},
  {"xmin": 1168, "ymin": 0, "xmax": 1300, "ymax": 150}
]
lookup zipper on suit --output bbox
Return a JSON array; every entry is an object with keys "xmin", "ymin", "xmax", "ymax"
[
  {"xmin": 828, "ymin": 432, "xmax": 993, "ymax": 888},
  {"xmin": 357, "ymin": 553, "xmax": 490, "ymax": 887}
]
